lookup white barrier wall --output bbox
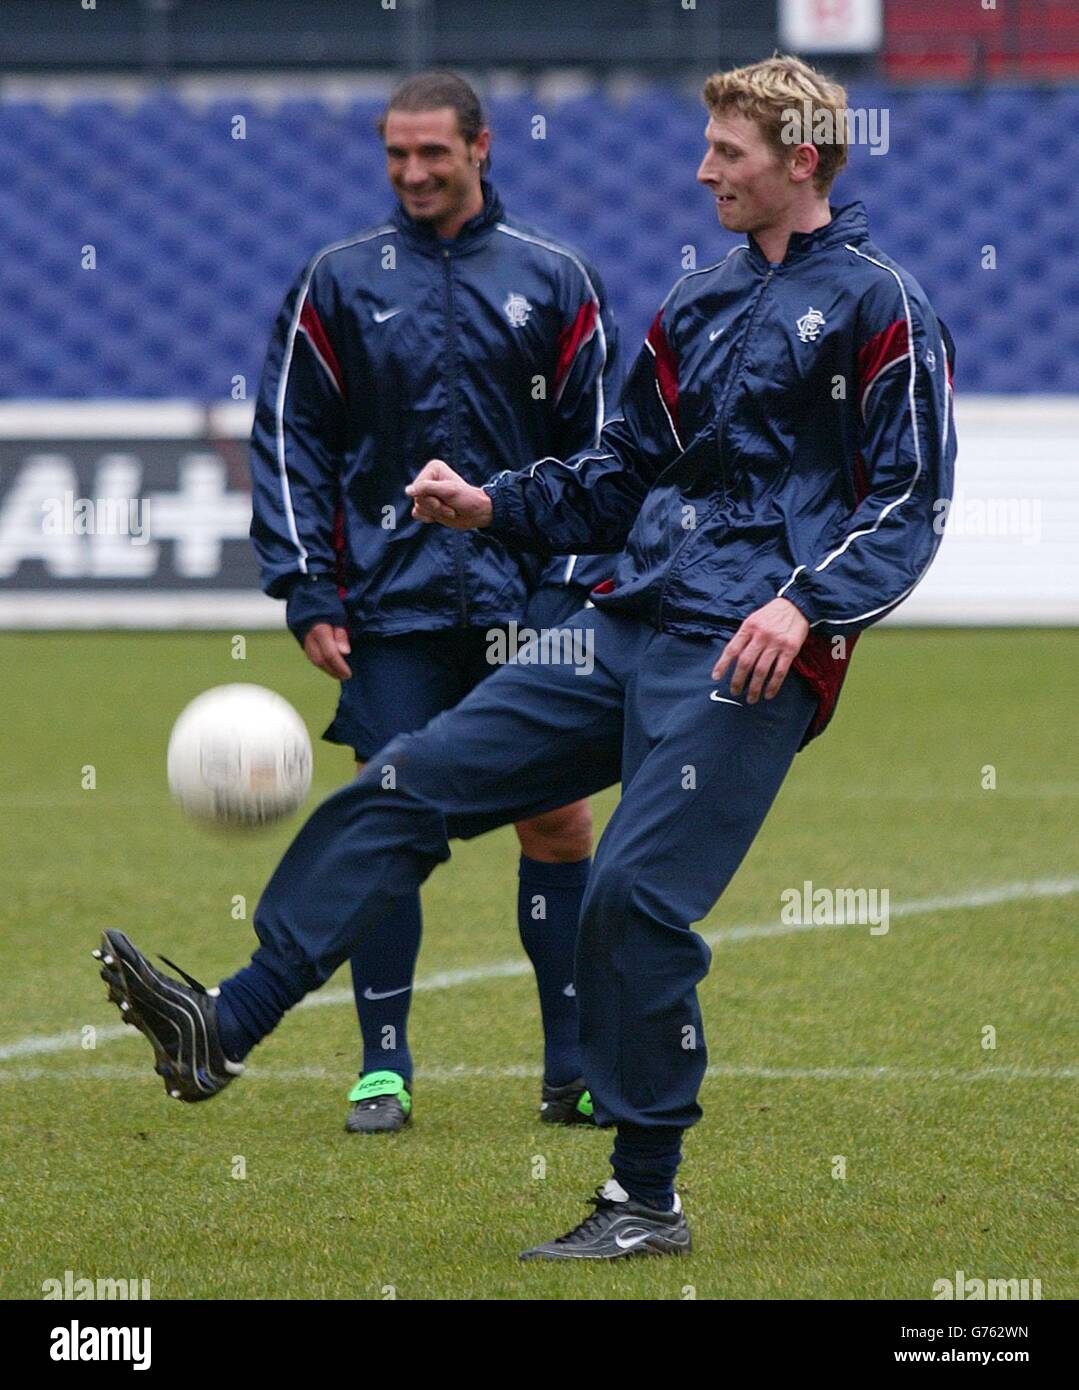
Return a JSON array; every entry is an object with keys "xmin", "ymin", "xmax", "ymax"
[
  {"xmin": 0, "ymin": 397, "xmax": 1076, "ymax": 628},
  {"xmin": 895, "ymin": 397, "xmax": 1079, "ymax": 624}
]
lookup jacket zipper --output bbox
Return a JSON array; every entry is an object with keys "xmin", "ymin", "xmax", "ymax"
[
  {"xmin": 656, "ymin": 264, "xmax": 777, "ymax": 629},
  {"xmin": 442, "ymin": 247, "xmax": 470, "ymax": 628}
]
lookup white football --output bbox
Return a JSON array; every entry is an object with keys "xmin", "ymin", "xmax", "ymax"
[{"xmin": 167, "ymin": 684, "xmax": 312, "ymax": 828}]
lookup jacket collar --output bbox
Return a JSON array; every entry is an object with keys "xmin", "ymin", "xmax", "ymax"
[
  {"xmin": 391, "ymin": 178, "xmax": 505, "ymax": 255},
  {"xmin": 746, "ymin": 200, "xmax": 868, "ymax": 270}
]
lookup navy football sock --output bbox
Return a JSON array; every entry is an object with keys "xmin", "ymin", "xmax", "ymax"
[
  {"xmin": 348, "ymin": 889, "xmax": 422, "ymax": 1083},
  {"xmin": 611, "ymin": 1125, "xmax": 684, "ymax": 1212},
  {"xmin": 215, "ymin": 947, "xmax": 307, "ymax": 1062},
  {"xmin": 517, "ymin": 854, "xmax": 589, "ymax": 1087}
]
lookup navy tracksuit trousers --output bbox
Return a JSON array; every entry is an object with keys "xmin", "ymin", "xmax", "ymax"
[{"xmin": 246, "ymin": 607, "xmax": 817, "ymax": 1132}]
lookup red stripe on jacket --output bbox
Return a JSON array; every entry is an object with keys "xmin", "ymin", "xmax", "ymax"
[
  {"xmin": 646, "ymin": 312, "xmax": 680, "ymax": 435},
  {"xmin": 790, "ymin": 452, "xmax": 870, "ymax": 741},
  {"xmin": 299, "ymin": 301, "xmax": 346, "ymax": 400},
  {"xmin": 858, "ymin": 318, "xmax": 909, "ymax": 405},
  {"xmin": 553, "ymin": 300, "xmax": 598, "ymax": 400}
]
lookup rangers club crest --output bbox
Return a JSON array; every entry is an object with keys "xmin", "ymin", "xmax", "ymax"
[
  {"xmin": 504, "ymin": 292, "xmax": 533, "ymax": 328},
  {"xmin": 796, "ymin": 306, "xmax": 826, "ymax": 342}
]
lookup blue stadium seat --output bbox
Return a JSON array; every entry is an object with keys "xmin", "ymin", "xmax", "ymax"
[{"xmin": 0, "ymin": 86, "xmax": 1072, "ymax": 396}]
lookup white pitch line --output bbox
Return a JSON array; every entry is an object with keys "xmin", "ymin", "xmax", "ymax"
[
  {"xmin": 708, "ymin": 876, "xmax": 1079, "ymax": 944},
  {"xmin": 0, "ymin": 1063, "xmax": 1075, "ymax": 1086},
  {"xmin": 1, "ymin": 876, "xmax": 1076, "ymax": 1065}
]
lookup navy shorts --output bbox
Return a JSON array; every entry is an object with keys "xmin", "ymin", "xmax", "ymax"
[{"xmin": 324, "ymin": 584, "xmax": 592, "ymax": 761}]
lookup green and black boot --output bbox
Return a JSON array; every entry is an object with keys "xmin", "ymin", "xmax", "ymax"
[
  {"xmin": 345, "ymin": 1070, "xmax": 413, "ymax": 1134},
  {"xmin": 539, "ymin": 1076, "xmax": 595, "ymax": 1126}
]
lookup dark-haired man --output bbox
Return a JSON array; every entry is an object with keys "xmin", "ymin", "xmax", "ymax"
[{"xmin": 245, "ymin": 71, "xmax": 621, "ymax": 1133}]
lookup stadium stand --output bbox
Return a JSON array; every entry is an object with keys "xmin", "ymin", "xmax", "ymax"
[
  {"xmin": 884, "ymin": 0, "xmax": 1079, "ymax": 82},
  {"xmin": 0, "ymin": 83, "xmax": 1073, "ymax": 398}
]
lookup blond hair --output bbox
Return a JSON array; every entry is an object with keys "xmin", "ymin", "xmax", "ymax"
[{"xmin": 702, "ymin": 54, "xmax": 849, "ymax": 195}]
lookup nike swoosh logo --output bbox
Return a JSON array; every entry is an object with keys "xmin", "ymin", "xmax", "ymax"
[
  {"xmin": 372, "ymin": 307, "xmax": 402, "ymax": 323},
  {"xmin": 709, "ymin": 692, "xmax": 742, "ymax": 706},
  {"xmin": 614, "ymin": 1228, "xmax": 656, "ymax": 1250},
  {"xmin": 362, "ymin": 984, "xmax": 411, "ymax": 1000},
  {"xmin": 709, "ymin": 328, "xmax": 723, "ymax": 341}
]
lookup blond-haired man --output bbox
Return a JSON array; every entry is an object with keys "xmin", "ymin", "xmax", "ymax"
[{"xmin": 98, "ymin": 57, "xmax": 956, "ymax": 1261}]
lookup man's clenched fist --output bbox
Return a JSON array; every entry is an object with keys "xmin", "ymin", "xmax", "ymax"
[{"xmin": 406, "ymin": 459, "xmax": 493, "ymax": 530}]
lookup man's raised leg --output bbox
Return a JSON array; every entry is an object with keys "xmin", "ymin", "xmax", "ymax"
[{"xmin": 96, "ymin": 610, "xmax": 626, "ymax": 1093}]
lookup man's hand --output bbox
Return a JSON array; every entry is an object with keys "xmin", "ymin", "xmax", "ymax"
[
  {"xmin": 303, "ymin": 623, "xmax": 352, "ymax": 680},
  {"xmin": 405, "ymin": 459, "xmax": 493, "ymax": 530},
  {"xmin": 712, "ymin": 598, "xmax": 810, "ymax": 704}
]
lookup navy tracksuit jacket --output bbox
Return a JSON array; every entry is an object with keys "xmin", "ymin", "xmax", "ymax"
[
  {"xmin": 485, "ymin": 200, "xmax": 956, "ymax": 740},
  {"xmin": 248, "ymin": 180, "xmax": 619, "ymax": 641},
  {"xmin": 246, "ymin": 201, "xmax": 956, "ymax": 1137}
]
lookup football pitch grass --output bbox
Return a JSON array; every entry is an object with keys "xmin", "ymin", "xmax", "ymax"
[{"xmin": 1, "ymin": 629, "xmax": 1075, "ymax": 1301}]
